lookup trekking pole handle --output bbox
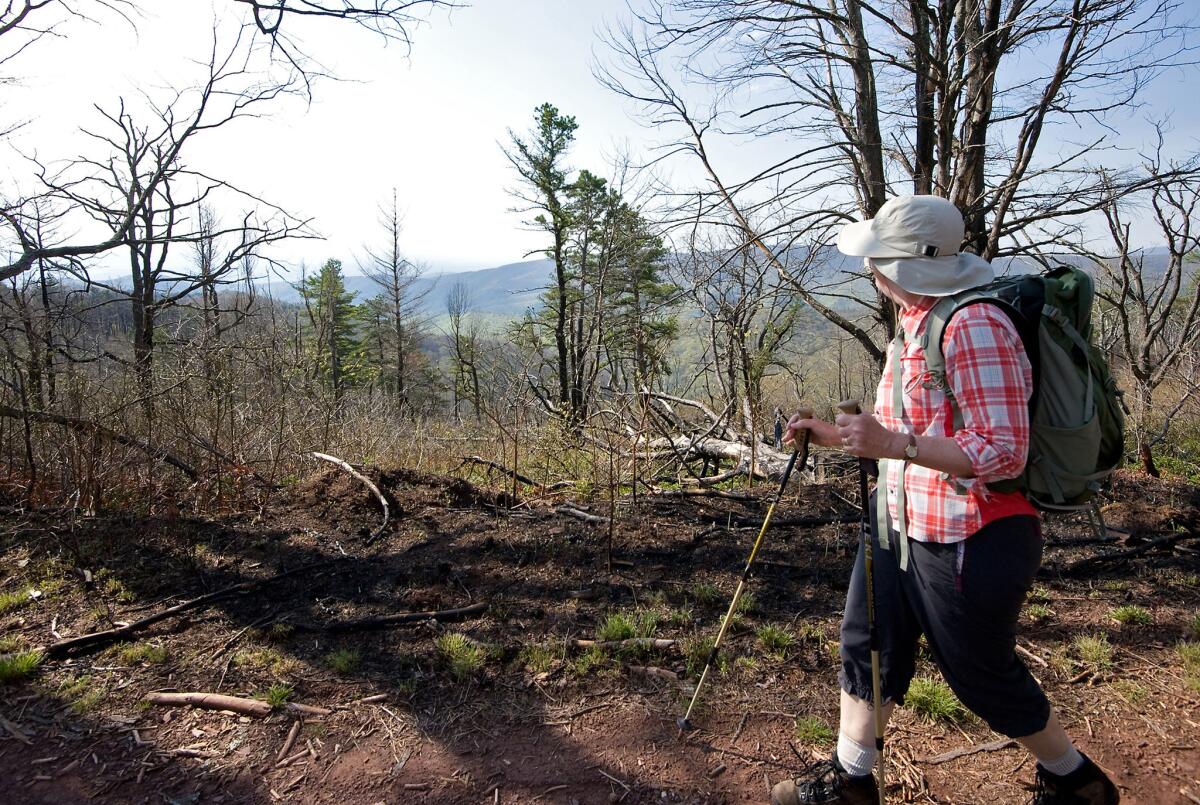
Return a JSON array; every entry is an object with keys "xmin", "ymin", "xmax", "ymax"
[{"xmin": 836, "ymin": 398, "xmax": 861, "ymax": 416}]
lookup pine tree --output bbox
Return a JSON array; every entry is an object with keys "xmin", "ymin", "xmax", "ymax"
[{"xmin": 298, "ymin": 259, "xmax": 366, "ymax": 398}]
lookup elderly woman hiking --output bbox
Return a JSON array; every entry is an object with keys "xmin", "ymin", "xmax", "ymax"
[{"xmin": 774, "ymin": 196, "xmax": 1119, "ymax": 805}]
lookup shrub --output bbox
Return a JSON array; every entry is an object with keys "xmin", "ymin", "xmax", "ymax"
[
  {"xmin": 435, "ymin": 633, "xmax": 485, "ymax": 681},
  {"xmin": 794, "ymin": 715, "xmax": 835, "ymax": 747},
  {"xmin": 906, "ymin": 677, "xmax": 970, "ymax": 724},
  {"xmin": 1110, "ymin": 605, "xmax": 1151, "ymax": 626},
  {"xmin": 324, "ymin": 648, "xmax": 361, "ymax": 675},
  {"xmin": 0, "ymin": 650, "xmax": 42, "ymax": 683}
]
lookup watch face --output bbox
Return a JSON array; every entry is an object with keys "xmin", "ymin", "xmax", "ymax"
[{"xmin": 904, "ymin": 437, "xmax": 918, "ymax": 459}]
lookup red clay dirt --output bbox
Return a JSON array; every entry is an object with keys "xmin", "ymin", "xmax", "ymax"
[{"xmin": 0, "ymin": 466, "xmax": 1197, "ymax": 804}]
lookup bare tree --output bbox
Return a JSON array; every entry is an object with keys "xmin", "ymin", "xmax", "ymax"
[
  {"xmin": 1091, "ymin": 153, "xmax": 1200, "ymax": 476},
  {"xmin": 446, "ymin": 280, "xmax": 481, "ymax": 422}
]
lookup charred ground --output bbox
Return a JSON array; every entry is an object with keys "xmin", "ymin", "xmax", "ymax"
[{"xmin": 0, "ymin": 466, "xmax": 1197, "ymax": 804}]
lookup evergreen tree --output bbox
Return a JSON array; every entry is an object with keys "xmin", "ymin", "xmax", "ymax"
[{"xmin": 298, "ymin": 258, "xmax": 366, "ymax": 397}]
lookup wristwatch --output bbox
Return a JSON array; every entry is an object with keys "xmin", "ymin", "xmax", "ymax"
[{"xmin": 902, "ymin": 432, "xmax": 918, "ymax": 460}]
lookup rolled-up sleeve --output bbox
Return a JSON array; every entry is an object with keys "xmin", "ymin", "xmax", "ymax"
[{"xmin": 942, "ymin": 303, "xmax": 1033, "ymax": 483}]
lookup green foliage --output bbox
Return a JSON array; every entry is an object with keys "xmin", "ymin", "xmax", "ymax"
[
  {"xmin": 258, "ymin": 683, "xmax": 294, "ymax": 709},
  {"xmin": 0, "ymin": 636, "xmax": 24, "ymax": 653},
  {"xmin": 0, "ymin": 650, "xmax": 42, "ymax": 683},
  {"xmin": 435, "ymin": 633, "xmax": 485, "ymax": 681},
  {"xmin": 324, "ymin": 648, "xmax": 361, "ymax": 675},
  {"xmin": 667, "ymin": 606, "xmax": 694, "ymax": 628},
  {"xmin": 682, "ymin": 635, "xmax": 725, "ymax": 678},
  {"xmin": 268, "ymin": 623, "xmax": 295, "ymax": 643},
  {"xmin": 794, "ymin": 715, "xmax": 835, "ymax": 747},
  {"xmin": 756, "ymin": 625, "xmax": 794, "ymax": 658},
  {"xmin": 735, "ymin": 591, "xmax": 757, "ymax": 615},
  {"xmin": 597, "ymin": 612, "xmax": 635, "ymax": 642},
  {"xmin": 1110, "ymin": 605, "xmax": 1152, "ymax": 626},
  {"xmin": 1072, "ymin": 634, "xmax": 1114, "ymax": 673},
  {"xmin": 906, "ymin": 677, "xmax": 970, "ymax": 724},
  {"xmin": 299, "ymin": 258, "xmax": 371, "ymax": 394},
  {"xmin": 1027, "ymin": 585, "xmax": 1053, "ymax": 604},
  {"xmin": 0, "ymin": 590, "xmax": 30, "ymax": 615},
  {"xmin": 1189, "ymin": 613, "xmax": 1200, "ymax": 639},
  {"xmin": 233, "ymin": 647, "xmax": 298, "ymax": 678},
  {"xmin": 118, "ymin": 642, "xmax": 168, "ymax": 666}
]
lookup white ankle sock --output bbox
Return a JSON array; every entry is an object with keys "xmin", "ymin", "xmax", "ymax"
[
  {"xmin": 1039, "ymin": 745, "xmax": 1085, "ymax": 777},
  {"xmin": 836, "ymin": 733, "xmax": 877, "ymax": 778}
]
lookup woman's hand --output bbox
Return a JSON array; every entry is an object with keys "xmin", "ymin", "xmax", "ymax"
[
  {"xmin": 834, "ymin": 410, "xmax": 906, "ymax": 460},
  {"xmin": 784, "ymin": 412, "xmax": 840, "ymax": 448}
]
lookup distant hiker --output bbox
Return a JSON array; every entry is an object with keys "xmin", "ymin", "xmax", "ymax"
[
  {"xmin": 778, "ymin": 195, "xmax": 1119, "ymax": 805},
  {"xmin": 774, "ymin": 407, "xmax": 784, "ymax": 450}
]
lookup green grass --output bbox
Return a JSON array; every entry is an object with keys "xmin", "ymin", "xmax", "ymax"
[
  {"xmin": 117, "ymin": 642, "xmax": 169, "ymax": 666},
  {"xmin": 756, "ymin": 625, "xmax": 794, "ymax": 658},
  {"xmin": 258, "ymin": 683, "xmax": 294, "ymax": 709},
  {"xmin": 666, "ymin": 606, "xmax": 694, "ymax": 628},
  {"xmin": 0, "ymin": 650, "xmax": 42, "ymax": 683},
  {"xmin": 1111, "ymin": 679, "xmax": 1148, "ymax": 705},
  {"xmin": 571, "ymin": 645, "xmax": 607, "ymax": 676},
  {"xmin": 1073, "ymin": 634, "xmax": 1114, "ymax": 673},
  {"xmin": 267, "ymin": 623, "xmax": 295, "ymax": 643},
  {"xmin": 1027, "ymin": 585, "xmax": 1053, "ymax": 604},
  {"xmin": 1189, "ymin": 613, "xmax": 1200, "ymax": 640},
  {"xmin": 1025, "ymin": 603, "xmax": 1053, "ymax": 622},
  {"xmin": 520, "ymin": 644, "xmax": 557, "ymax": 674},
  {"xmin": 1110, "ymin": 605, "xmax": 1152, "ymax": 626},
  {"xmin": 0, "ymin": 635, "xmax": 24, "ymax": 653},
  {"xmin": 905, "ymin": 677, "xmax": 970, "ymax": 724},
  {"xmin": 233, "ymin": 647, "xmax": 298, "ymax": 677},
  {"xmin": 597, "ymin": 611, "xmax": 658, "ymax": 642},
  {"xmin": 435, "ymin": 633, "xmax": 485, "ymax": 681},
  {"xmin": 735, "ymin": 591, "xmax": 757, "ymax": 615},
  {"xmin": 794, "ymin": 715, "xmax": 835, "ymax": 747},
  {"xmin": 682, "ymin": 635, "xmax": 724, "ymax": 678},
  {"xmin": 689, "ymin": 582, "xmax": 722, "ymax": 607},
  {"xmin": 324, "ymin": 648, "xmax": 361, "ymax": 675},
  {"xmin": 59, "ymin": 675, "xmax": 105, "ymax": 713},
  {"xmin": 0, "ymin": 589, "xmax": 31, "ymax": 615},
  {"xmin": 1180, "ymin": 643, "xmax": 1200, "ymax": 691}
]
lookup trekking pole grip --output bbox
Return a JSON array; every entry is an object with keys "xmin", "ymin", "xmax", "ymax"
[{"xmin": 836, "ymin": 399, "xmax": 861, "ymax": 416}]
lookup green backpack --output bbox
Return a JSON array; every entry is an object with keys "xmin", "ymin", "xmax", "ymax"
[{"xmin": 917, "ymin": 265, "xmax": 1126, "ymax": 510}]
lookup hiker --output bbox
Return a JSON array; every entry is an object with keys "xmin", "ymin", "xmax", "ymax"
[{"xmin": 777, "ymin": 195, "xmax": 1119, "ymax": 805}]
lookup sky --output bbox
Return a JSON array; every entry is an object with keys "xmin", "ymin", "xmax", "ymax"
[{"xmin": 2, "ymin": 1, "xmax": 1197, "ymax": 281}]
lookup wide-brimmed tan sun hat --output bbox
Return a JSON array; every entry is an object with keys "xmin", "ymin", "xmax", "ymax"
[{"xmin": 836, "ymin": 195, "xmax": 993, "ymax": 296}]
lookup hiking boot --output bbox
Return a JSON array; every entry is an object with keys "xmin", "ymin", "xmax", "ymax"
[
  {"xmin": 1031, "ymin": 755, "xmax": 1119, "ymax": 804},
  {"xmin": 770, "ymin": 755, "xmax": 878, "ymax": 805}
]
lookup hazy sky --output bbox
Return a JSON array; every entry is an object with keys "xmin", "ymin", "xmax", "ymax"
[{"xmin": 3, "ymin": 1, "xmax": 1196, "ymax": 280}]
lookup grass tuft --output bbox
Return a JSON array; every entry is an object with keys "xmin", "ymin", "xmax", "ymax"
[
  {"xmin": 258, "ymin": 683, "xmax": 293, "ymax": 709},
  {"xmin": 520, "ymin": 644, "xmax": 557, "ymax": 674},
  {"xmin": 756, "ymin": 625, "xmax": 794, "ymax": 658},
  {"xmin": 1110, "ymin": 605, "xmax": 1151, "ymax": 626},
  {"xmin": 794, "ymin": 715, "xmax": 835, "ymax": 747},
  {"xmin": 118, "ymin": 642, "xmax": 169, "ymax": 666},
  {"xmin": 1178, "ymin": 641, "xmax": 1200, "ymax": 691},
  {"xmin": 1072, "ymin": 634, "xmax": 1114, "ymax": 673},
  {"xmin": 689, "ymin": 582, "xmax": 722, "ymax": 607},
  {"xmin": 597, "ymin": 612, "xmax": 635, "ymax": 642},
  {"xmin": 0, "ymin": 589, "xmax": 32, "ymax": 615},
  {"xmin": 1111, "ymin": 679, "xmax": 1148, "ymax": 706},
  {"xmin": 905, "ymin": 676, "xmax": 970, "ymax": 724},
  {"xmin": 59, "ymin": 674, "xmax": 105, "ymax": 713},
  {"xmin": 735, "ymin": 591, "xmax": 757, "ymax": 615},
  {"xmin": 682, "ymin": 635, "xmax": 720, "ymax": 678},
  {"xmin": 0, "ymin": 649, "xmax": 43, "ymax": 683},
  {"xmin": 435, "ymin": 633, "xmax": 485, "ymax": 681},
  {"xmin": 324, "ymin": 648, "xmax": 361, "ymax": 675},
  {"xmin": 571, "ymin": 645, "xmax": 607, "ymax": 676},
  {"xmin": 1025, "ymin": 603, "xmax": 1053, "ymax": 622}
]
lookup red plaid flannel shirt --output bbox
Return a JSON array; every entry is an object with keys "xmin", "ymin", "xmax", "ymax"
[{"xmin": 874, "ymin": 299, "xmax": 1036, "ymax": 544}]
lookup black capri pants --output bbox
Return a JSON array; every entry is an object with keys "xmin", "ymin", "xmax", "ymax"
[{"xmin": 838, "ymin": 502, "xmax": 1051, "ymax": 739}]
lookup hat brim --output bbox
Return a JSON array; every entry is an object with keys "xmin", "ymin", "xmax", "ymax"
[
  {"xmin": 871, "ymin": 252, "xmax": 994, "ymax": 297},
  {"xmin": 836, "ymin": 218, "xmax": 918, "ymax": 259}
]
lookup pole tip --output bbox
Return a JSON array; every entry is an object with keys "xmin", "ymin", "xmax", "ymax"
[{"xmin": 676, "ymin": 717, "xmax": 693, "ymax": 733}]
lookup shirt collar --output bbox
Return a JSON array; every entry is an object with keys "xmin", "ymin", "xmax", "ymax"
[{"xmin": 898, "ymin": 296, "xmax": 937, "ymax": 338}]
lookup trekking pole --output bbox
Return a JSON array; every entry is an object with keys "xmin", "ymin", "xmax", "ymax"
[
  {"xmin": 677, "ymin": 407, "xmax": 813, "ymax": 737},
  {"xmin": 836, "ymin": 399, "xmax": 887, "ymax": 805}
]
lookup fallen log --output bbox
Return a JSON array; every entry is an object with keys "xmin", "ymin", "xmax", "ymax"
[
  {"xmin": 144, "ymin": 692, "xmax": 272, "ymax": 718},
  {"xmin": 293, "ymin": 601, "xmax": 489, "ymax": 633},
  {"xmin": 309, "ymin": 452, "xmax": 390, "ymax": 544},
  {"xmin": 41, "ymin": 562, "xmax": 327, "ymax": 658}
]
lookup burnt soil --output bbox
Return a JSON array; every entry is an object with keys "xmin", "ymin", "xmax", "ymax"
[{"xmin": 1, "ymin": 466, "xmax": 1197, "ymax": 804}]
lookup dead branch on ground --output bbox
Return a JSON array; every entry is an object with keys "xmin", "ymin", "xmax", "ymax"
[{"xmin": 309, "ymin": 452, "xmax": 390, "ymax": 543}]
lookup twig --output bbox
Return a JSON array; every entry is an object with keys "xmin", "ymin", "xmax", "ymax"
[
  {"xmin": 568, "ymin": 638, "xmax": 676, "ymax": 651},
  {"xmin": 144, "ymin": 692, "xmax": 273, "ymax": 718},
  {"xmin": 921, "ymin": 738, "xmax": 1016, "ymax": 764},
  {"xmin": 1062, "ymin": 532, "xmax": 1198, "ymax": 575},
  {"xmin": 309, "ymin": 452, "xmax": 391, "ymax": 544},
  {"xmin": 0, "ymin": 714, "xmax": 32, "ymax": 744},
  {"xmin": 1016, "ymin": 643, "xmax": 1047, "ymax": 668},
  {"xmin": 276, "ymin": 720, "xmax": 302, "ymax": 763}
]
